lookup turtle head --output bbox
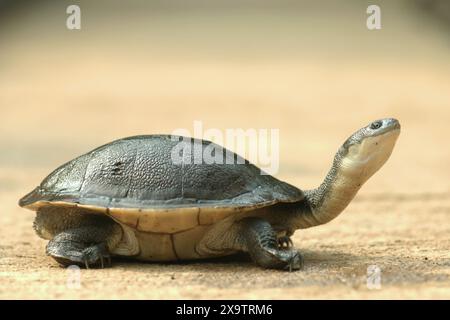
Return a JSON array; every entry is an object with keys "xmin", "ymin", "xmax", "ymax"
[
  {"xmin": 338, "ymin": 118, "xmax": 401, "ymax": 181},
  {"xmin": 298, "ymin": 118, "xmax": 400, "ymax": 228}
]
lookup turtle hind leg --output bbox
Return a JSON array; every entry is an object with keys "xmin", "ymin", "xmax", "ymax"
[
  {"xmin": 239, "ymin": 217, "xmax": 303, "ymax": 271},
  {"xmin": 46, "ymin": 224, "xmax": 120, "ymax": 268}
]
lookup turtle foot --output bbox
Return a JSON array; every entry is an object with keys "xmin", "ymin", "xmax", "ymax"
[
  {"xmin": 238, "ymin": 218, "xmax": 304, "ymax": 271},
  {"xmin": 49, "ymin": 242, "xmax": 112, "ymax": 269},
  {"xmin": 282, "ymin": 250, "xmax": 304, "ymax": 272},
  {"xmin": 47, "ymin": 236, "xmax": 112, "ymax": 269}
]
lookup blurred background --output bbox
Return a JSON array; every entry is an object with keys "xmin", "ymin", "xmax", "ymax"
[
  {"xmin": 0, "ymin": 0, "xmax": 449, "ymax": 299},
  {"xmin": 0, "ymin": 0, "xmax": 449, "ymax": 192}
]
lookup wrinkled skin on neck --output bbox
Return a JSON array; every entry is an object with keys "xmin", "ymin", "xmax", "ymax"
[{"xmin": 296, "ymin": 118, "xmax": 400, "ymax": 228}]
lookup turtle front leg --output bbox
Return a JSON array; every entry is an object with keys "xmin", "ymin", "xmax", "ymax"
[
  {"xmin": 239, "ymin": 218, "xmax": 303, "ymax": 271},
  {"xmin": 46, "ymin": 225, "xmax": 118, "ymax": 268}
]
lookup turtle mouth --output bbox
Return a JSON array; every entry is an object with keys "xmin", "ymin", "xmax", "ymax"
[
  {"xmin": 341, "ymin": 118, "xmax": 401, "ymax": 153},
  {"xmin": 337, "ymin": 118, "xmax": 400, "ymax": 176},
  {"xmin": 341, "ymin": 125, "xmax": 400, "ymax": 174},
  {"xmin": 18, "ymin": 187, "xmax": 42, "ymax": 208},
  {"xmin": 370, "ymin": 118, "xmax": 401, "ymax": 137}
]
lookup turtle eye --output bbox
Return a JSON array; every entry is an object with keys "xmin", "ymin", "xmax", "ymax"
[{"xmin": 370, "ymin": 121, "xmax": 382, "ymax": 130}]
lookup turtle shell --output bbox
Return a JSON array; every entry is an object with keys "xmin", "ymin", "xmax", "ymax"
[{"xmin": 19, "ymin": 135, "xmax": 303, "ymax": 233}]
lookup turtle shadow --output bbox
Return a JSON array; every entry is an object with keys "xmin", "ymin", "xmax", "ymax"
[
  {"xmin": 302, "ymin": 249, "xmax": 363, "ymax": 267},
  {"xmin": 111, "ymin": 249, "xmax": 362, "ymax": 272},
  {"xmin": 113, "ymin": 252, "xmax": 253, "ymax": 270}
]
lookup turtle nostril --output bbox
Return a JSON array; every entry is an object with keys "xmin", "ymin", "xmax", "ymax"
[{"xmin": 370, "ymin": 121, "xmax": 382, "ymax": 130}]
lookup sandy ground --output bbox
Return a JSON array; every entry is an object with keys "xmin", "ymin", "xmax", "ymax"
[
  {"xmin": 1, "ymin": 190, "xmax": 449, "ymax": 299},
  {"xmin": 0, "ymin": 1, "xmax": 449, "ymax": 299}
]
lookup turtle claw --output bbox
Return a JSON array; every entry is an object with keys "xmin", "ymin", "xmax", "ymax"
[
  {"xmin": 283, "ymin": 251, "xmax": 304, "ymax": 272},
  {"xmin": 277, "ymin": 236, "xmax": 294, "ymax": 249},
  {"xmin": 81, "ymin": 243, "xmax": 111, "ymax": 269}
]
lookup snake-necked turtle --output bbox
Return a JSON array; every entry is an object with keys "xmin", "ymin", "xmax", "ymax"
[{"xmin": 19, "ymin": 118, "xmax": 400, "ymax": 271}]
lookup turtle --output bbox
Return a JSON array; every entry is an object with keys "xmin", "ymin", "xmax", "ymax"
[{"xmin": 19, "ymin": 118, "xmax": 400, "ymax": 271}]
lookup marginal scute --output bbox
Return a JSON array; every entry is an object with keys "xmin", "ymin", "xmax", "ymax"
[
  {"xmin": 107, "ymin": 209, "xmax": 139, "ymax": 228},
  {"xmin": 198, "ymin": 207, "xmax": 239, "ymax": 225},
  {"xmin": 26, "ymin": 200, "xmax": 72, "ymax": 211},
  {"xmin": 136, "ymin": 208, "xmax": 199, "ymax": 233},
  {"xmin": 78, "ymin": 204, "xmax": 107, "ymax": 214},
  {"xmin": 25, "ymin": 200, "xmax": 106, "ymax": 215}
]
